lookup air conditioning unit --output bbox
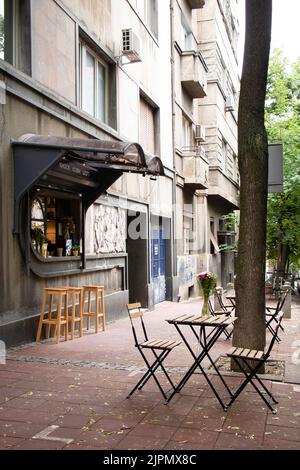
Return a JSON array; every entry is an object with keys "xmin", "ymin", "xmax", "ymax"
[
  {"xmin": 195, "ymin": 125, "xmax": 206, "ymax": 142},
  {"xmin": 225, "ymin": 94, "xmax": 235, "ymax": 111},
  {"xmin": 121, "ymin": 29, "xmax": 142, "ymax": 63}
]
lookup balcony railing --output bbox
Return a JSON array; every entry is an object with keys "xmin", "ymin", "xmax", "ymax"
[{"xmin": 181, "ymin": 51, "xmax": 207, "ymax": 99}]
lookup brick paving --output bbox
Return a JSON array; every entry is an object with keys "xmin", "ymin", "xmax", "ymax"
[{"xmin": 0, "ymin": 297, "xmax": 299, "ymax": 450}]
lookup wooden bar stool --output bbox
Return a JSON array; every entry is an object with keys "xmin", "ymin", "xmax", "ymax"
[
  {"xmin": 36, "ymin": 288, "xmax": 69, "ymax": 344},
  {"xmin": 82, "ymin": 285, "xmax": 105, "ymax": 333},
  {"xmin": 66, "ymin": 287, "xmax": 83, "ymax": 339}
]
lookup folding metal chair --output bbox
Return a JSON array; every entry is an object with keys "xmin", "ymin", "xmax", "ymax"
[
  {"xmin": 265, "ymin": 289, "xmax": 287, "ymax": 342},
  {"xmin": 225, "ymin": 311, "xmax": 284, "ymax": 414},
  {"xmin": 126, "ymin": 303, "xmax": 180, "ymax": 401},
  {"xmin": 216, "ymin": 290, "xmax": 235, "ymax": 314},
  {"xmin": 208, "ymin": 298, "xmax": 232, "ymax": 340}
]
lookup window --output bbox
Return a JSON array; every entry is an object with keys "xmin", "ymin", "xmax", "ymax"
[
  {"xmin": 133, "ymin": 0, "xmax": 158, "ymax": 39},
  {"xmin": 30, "ymin": 190, "xmax": 81, "ymax": 258},
  {"xmin": 181, "ymin": 14, "xmax": 192, "ymax": 51},
  {"xmin": 139, "ymin": 96, "xmax": 157, "ymax": 155},
  {"xmin": 182, "ymin": 115, "xmax": 192, "ymax": 150},
  {"xmin": 0, "ymin": 0, "xmax": 31, "ymax": 74},
  {"xmin": 80, "ymin": 41, "xmax": 109, "ymax": 123}
]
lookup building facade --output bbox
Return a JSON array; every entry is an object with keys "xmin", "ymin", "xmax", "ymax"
[{"xmin": 0, "ymin": 0, "xmax": 240, "ymax": 346}]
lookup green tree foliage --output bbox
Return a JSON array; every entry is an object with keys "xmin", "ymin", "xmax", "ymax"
[{"xmin": 265, "ymin": 50, "xmax": 300, "ymax": 272}]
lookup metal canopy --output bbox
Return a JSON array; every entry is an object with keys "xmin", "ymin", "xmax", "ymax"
[{"xmin": 13, "ymin": 134, "xmax": 164, "ymax": 233}]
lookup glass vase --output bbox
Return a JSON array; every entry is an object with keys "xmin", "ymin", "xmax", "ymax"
[{"xmin": 201, "ymin": 295, "xmax": 210, "ymax": 317}]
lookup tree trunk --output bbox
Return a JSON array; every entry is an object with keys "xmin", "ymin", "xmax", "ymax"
[{"xmin": 232, "ymin": 1, "xmax": 272, "ymax": 368}]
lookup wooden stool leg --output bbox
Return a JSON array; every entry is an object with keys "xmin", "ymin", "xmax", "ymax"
[
  {"xmin": 101, "ymin": 289, "xmax": 105, "ymax": 331},
  {"xmin": 64, "ymin": 292, "xmax": 68, "ymax": 342},
  {"xmin": 46, "ymin": 294, "xmax": 53, "ymax": 339},
  {"xmin": 56, "ymin": 293, "xmax": 62, "ymax": 344},
  {"xmin": 95, "ymin": 290, "xmax": 99, "ymax": 334},
  {"xmin": 79, "ymin": 291, "xmax": 83, "ymax": 337},
  {"xmin": 71, "ymin": 292, "xmax": 75, "ymax": 340},
  {"xmin": 87, "ymin": 290, "xmax": 91, "ymax": 330},
  {"xmin": 36, "ymin": 292, "xmax": 47, "ymax": 342}
]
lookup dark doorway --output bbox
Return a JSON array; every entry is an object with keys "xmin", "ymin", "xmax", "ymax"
[{"xmin": 126, "ymin": 211, "xmax": 148, "ymax": 306}]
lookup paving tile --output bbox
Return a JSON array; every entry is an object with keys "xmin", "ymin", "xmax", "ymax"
[
  {"xmin": 63, "ymin": 443, "xmax": 102, "ymax": 450},
  {"xmin": 263, "ymin": 437, "xmax": 300, "ymax": 450},
  {"xmin": 164, "ymin": 440, "xmax": 211, "ymax": 450},
  {"xmin": 182, "ymin": 414, "xmax": 226, "ymax": 432},
  {"xmin": 264, "ymin": 424, "xmax": 300, "ymax": 442},
  {"xmin": 222, "ymin": 411, "xmax": 266, "ymax": 436},
  {"xmin": 49, "ymin": 426, "xmax": 83, "ymax": 440},
  {"xmin": 127, "ymin": 422, "xmax": 177, "ymax": 440},
  {"xmin": 52, "ymin": 414, "xmax": 93, "ymax": 429},
  {"xmin": 141, "ymin": 409, "xmax": 185, "ymax": 427},
  {"xmin": 3, "ymin": 396, "xmax": 48, "ymax": 410},
  {"xmin": 214, "ymin": 432, "xmax": 264, "ymax": 450},
  {"xmin": 0, "ymin": 420, "xmax": 45, "ymax": 438},
  {"xmin": 113, "ymin": 434, "xmax": 170, "ymax": 450},
  {"xmin": 171, "ymin": 427, "xmax": 219, "ymax": 447},
  {"xmin": 0, "ymin": 407, "xmax": 59, "ymax": 424},
  {"xmin": 98, "ymin": 407, "xmax": 147, "ymax": 427},
  {"xmin": 73, "ymin": 430, "xmax": 125, "ymax": 449},
  {"xmin": 0, "ymin": 436, "xmax": 25, "ymax": 449},
  {"xmin": 13, "ymin": 438, "xmax": 67, "ymax": 450},
  {"xmin": 267, "ymin": 412, "xmax": 300, "ymax": 428}
]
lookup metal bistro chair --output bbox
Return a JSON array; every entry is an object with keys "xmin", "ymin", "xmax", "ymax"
[
  {"xmin": 265, "ymin": 289, "xmax": 287, "ymax": 342},
  {"xmin": 208, "ymin": 298, "xmax": 232, "ymax": 340},
  {"xmin": 216, "ymin": 290, "xmax": 235, "ymax": 314},
  {"xmin": 126, "ymin": 303, "xmax": 180, "ymax": 401},
  {"xmin": 225, "ymin": 311, "xmax": 284, "ymax": 414}
]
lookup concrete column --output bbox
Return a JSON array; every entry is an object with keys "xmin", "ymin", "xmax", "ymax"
[{"xmin": 282, "ymin": 282, "xmax": 291, "ymax": 319}]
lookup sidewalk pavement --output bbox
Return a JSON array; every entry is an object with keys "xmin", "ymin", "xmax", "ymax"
[{"xmin": 0, "ymin": 298, "xmax": 299, "ymax": 451}]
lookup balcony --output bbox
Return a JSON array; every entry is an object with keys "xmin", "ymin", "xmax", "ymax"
[
  {"xmin": 181, "ymin": 51, "xmax": 207, "ymax": 99},
  {"xmin": 208, "ymin": 167, "xmax": 239, "ymax": 210},
  {"xmin": 187, "ymin": 0, "xmax": 205, "ymax": 9},
  {"xmin": 182, "ymin": 147, "xmax": 209, "ymax": 189}
]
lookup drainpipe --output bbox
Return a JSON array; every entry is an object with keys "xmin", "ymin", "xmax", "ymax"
[{"xmin": 170, "ymin": 0, "xmax": 178, "ymax": 283}]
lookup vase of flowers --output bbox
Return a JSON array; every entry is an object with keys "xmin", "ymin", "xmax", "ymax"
[{"xmin": 197, "ymin": 272, "xmax": 218, "ymax": 317}]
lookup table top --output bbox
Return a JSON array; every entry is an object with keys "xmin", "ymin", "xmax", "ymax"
[{"xmin": 166, "ymin": 313, "xmax": 236, "ymax": 327}]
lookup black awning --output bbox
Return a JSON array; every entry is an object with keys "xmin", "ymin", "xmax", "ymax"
[{"xmin": 12, "ymin": 134, "xmax": 164, "ymax": 233}]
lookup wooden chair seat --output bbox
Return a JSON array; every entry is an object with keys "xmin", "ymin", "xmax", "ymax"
[
  {"xmin": 227, "ymin": 346, "xmax": 264, "ymax": 360},
  {"xmin": 140, "ymin": 339, "xmax": 181, "ymax": 350}
]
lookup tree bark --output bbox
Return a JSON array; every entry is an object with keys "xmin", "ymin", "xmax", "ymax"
[{"xmin": 232, "ymin": 1, "xmax": 272, "ymax": 366}]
